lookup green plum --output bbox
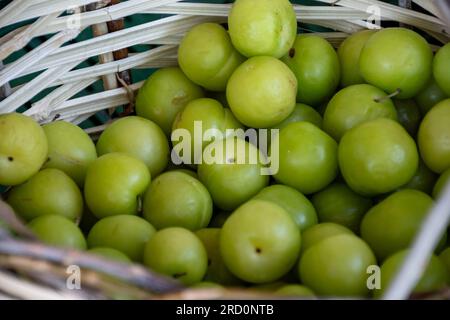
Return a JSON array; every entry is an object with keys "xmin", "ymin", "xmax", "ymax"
[
  {"xmin": 433, "ymin": 42, "xmax": 450, "ymax": 96},
  {"xmin": 228, "ymin": 0, "xmax": 297, "ymax": 58},
  {"xmin": 415, "ymin": 77, "xmax": 448, "ymax": 115},
  {"xmin": 96, "ymin": 116, "xmax": 169, "ymax": 178},
  {"xmin": 143, "ymin": 171, "xmax": 212, "ymax": 230},
  {"xmin": 275, "ymin": 284, "xmax": 315, "ymax": 297},
  {"xmin": 282, "ymin": 35, "xmax": 340, "ymax": 106},
  {"xmin": 136, "ymin": 67, "xmax": 204, "ymax": 135},
  {"xmin": 43, "ymin": 121, "xmax": 97, "ymax": 187},
  {"xmin": 300, "ymin": 222, "xmax": 354, "ymax": 255},
  {"xmin": 0, "ymin": 113, "xmax": 48, "ymax": 186},
  {"xmin": 220, "ymin": 199, "xmax": 301, "ymax": 284},
  {"xmin": 393, "ymin": 99, "xmax": 421, "ymax": 137},
  {"xmin": 198, "ymin": 137, "xmax": 269, "ymax": 211},
  {"xmin": 360, "ymin": 189, "xmax": 439, "ymax": 260},
  {"xmin": 376, "ymin": 250, "xmax": 447, "ymax": 297},
  {"xmin": 274, "ymin": 122, "xmax": 338, "ymax": 194},
  {"xmin": 84, "ymin": 153, "xmax": 151, "ymax": 218},
  {"xmin": 323, "ymin": 84, "xmax": 398, "ymax": 141},
  {"xmin": 195, "ymin": 228, "xmax": 242, "ymax": 286},
  {"xmin": 88, "ymin": 247, "xmax": 131, "ymax": 263},
  {"xmin": 271, "ymin": 103, "xmax": 323, "ymax": 130},
  {"xmin": 337, "ymin": 29, "xmax": 377, "ymax": 87},
  {"xmin": 401, "ymin": 160, "xmax": 437, "ymax": 195},
  {"xmin": 312, "ymin": 183, "xmax": 373, "ymax": 233},
  {"xmin": 359, "ymin": 28, "xmax": 433, "ymax": 99},
  {"xmin": 439, "ymin": 247, "xmax": 450, "ymax": 283},
  {"xmin": 226, "ymin": 56, "xmax": 297, "ymax": 128},
  {"xmin": 299, "ymin": 234, "xmax": 376, "ymax": 297},
  {"xmin": 339, "ymin": 118, "xmax": 419, "ymax": 196},
  {"xmin": 178, "ymin": 23, "xmax": 245, "ymax": 91},
  {"xmin": 418, "ymin": 98, "xmax": 450, "ymax": 173},
  {"xmin": 143, "ymin": 227, "xmax": 208, "ymax": 285},
  {"xmin": 253, "ymin": 184, "xmax": 318, "ymax": 231},
  {"xmin": 87, "ymin": 215, "xmax": 155, "ymax": 262},
  {"xmin": 28, "ymin": 215, "xmax": 86, "ymax": 250},
  {"xmin": 433, "ymin": 168, "xmax": 450, "ymax": 199},
  {"xmin": 7, "ymin": 168, "xmax": 83, "ymax": 222}
]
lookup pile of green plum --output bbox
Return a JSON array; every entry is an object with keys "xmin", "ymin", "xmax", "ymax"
[{"xmin": 1, "ymin": 0, "xmax": 450, "ymax": 298}]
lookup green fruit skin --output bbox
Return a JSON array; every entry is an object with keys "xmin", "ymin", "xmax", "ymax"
[
  {"xmin": 178, "ymin": 23, "xmax": 245, "ymax": 91},
  {"xmin": 28, "ymin": 215, "xmax": 86, "ymax": 250},
  {"xmin": 338, "ymin": 118, "xmax": 419, "ymax": 196},
  {"xmin": 143, "ymin": 171, "xmax": 213, "ymax": 231},
  {"xmin": 312, "ymin": 183, "xmax": 373, "ymax": 233},
  {"xmin": 433, "ymin": 42, "xmax": 450, "ymax": 96},
  {"xmin": 299, "ymin": 234, "xmax": 376, "ymax": 297},
  {"xmin": 274, "ymin": 122, "xmax": 338, "ymax": 194},
  {"xmin": 136, "ymin": 67, "xmax": 204, "ymax": 135},
  {"xmin": 282, "ymin": 35, "xmax": 340, "ymax": 106},
  {"xmin": 337, "ymin": 29, "xmax": 377, "ymax": 87},
  {"xmin": 275, "ymin": 284, "xmax": 315, "ymax": 297},
  {"xmin": 253, "ymin": 184, "xmax": 318, "ymax": 231},
  {"xmin": 0, "ymin": 113, "xmax": 48, "ymax": 186},
  {"xmin": 360, "ymin": 189, "xmax": 440, "ymax": 261},
  {"xmin": 359, "ymin": 28, "xmax": 433, "ymax": 99},
  {"xmin": 418, "ymin": 99, "xmax": 450, "ymax": 173},
  {"xmin": 84, "ymin": 153, "xmax": 151, "ymax": 219},
  {"xmin": 87, "ymin": 215, "xmax": 155, "ymax": 262},
  {"xmin": 393, "ymin": 99, "xmax": 421, "ymax": 137},
  {"xmin": 228, "ymin": 0, "xmax": 297, "ymax": 58},
  {"xmin": 323, "ymin": 84, "xmax": 398, "ymax": 141},
  {"xmin": 43, "ymin": 121, "xmax": 97, "ymax": 187},
  {"xmin": 195, "ymin": 228, "xmax": 243, "ymax": 286},
  {"xmin": 88, "ymin": 247, "xmax": 131, "ymax": 263},
  {"xmin": 433, "ymin": 168, "xmax": 450, "ymax": 199},
  {"xmin": 300, "ymin": 222, "xmax": 354, "ymax": 255},
  {"xmin": 439, "ymin": 247, "xmax": 450, "ymax": 284},
  {"xmin": 271, "ymin": 103, "xmax": 323, "ymax": 130},
  {"xmin": 7, "ymin": 168, "xmax": 83, "ymax": 222},
  {"xmin": 198, "ymin": 137, "xmax": 269, "ymax": 211},
  {"xmin": 415, "ymin": 77, "xmax": 448, "ymax": 115},
  {"xmin": 220, "ymin": 200, "xmax": 301, "ymax": 284},
  {"xmin": 376, "ymin": 250, "xmax": 448, "ymax": 297},
  {"xmin": 401, "ymin": 160, "xmax": 437, "ymax": 195},
  {"xmin": 226, "ymin": 56, "xmax": 297, "ymax": 128},
  {"xmin": 96, "ymin": 116, "xmax": 169, "ymax": 178},
  {"xmin": 143, "ymin": 227, "xmax": 208, "ymax": 285}
]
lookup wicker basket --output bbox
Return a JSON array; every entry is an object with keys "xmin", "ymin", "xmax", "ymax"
[{"xmin": 0, "ymin": 0, "xmax": 449, "ymax": 300}]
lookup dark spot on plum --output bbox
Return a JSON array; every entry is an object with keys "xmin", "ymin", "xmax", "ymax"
[
  {"xmin": 172, "ymin": 272, "xmax": 187, "ymax": 279},
  {"xmin": 289, "ymin": 48, "xmax": 295, "ymax": 58},
  {"xmin": 7, "ymin": 156, "xmax": 13, "ymax": 162},
  {"xmin": 255, "ymin": 247, "xmax": 262, "ymax": 254}
]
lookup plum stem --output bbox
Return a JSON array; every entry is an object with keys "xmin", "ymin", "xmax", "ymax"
[{"xmin": 373, "ymin": 88, "xmax": 401, "ymax": 103}]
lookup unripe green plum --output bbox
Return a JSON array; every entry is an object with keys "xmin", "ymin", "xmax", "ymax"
[
  {"xmin": 299, "ymin": 234, "xmax": 376, "ymax": 297},
  {"xmin": 433, "ymin": 42, "xmax": 450, "ymax": 96},
  {"xmin": 323, "ymin": 84, "xmax": 398, "ymax": 141},
  {"xmin": 226, "ymin": 56, "xmax": 297, "ymax": 128},
  {"xmin": 88, "ymin": 247, "xmax": 131, "ymax": 263},
  {"xmin": 143, "ymin": 171, "xmax": 212, "ymax": 231},
  {"xmin": 360, "ymin": 189, "xmax": 440, "ymax": 260},
  {"xmin": 195, "ymin": 228, "xmax": 242, "ymax": 286},
  {"xmin": 300, "ymin": 222, "xmax": 354, "ymax": 255},
  {"xmin": 433, "ymin": 168, "xmax": 450, "ymax": 199},
  {"xmin": 253, "ymin": 184, "xmax": 318, "ymax": 231},
  {"xmin": 339, "ymin": 118, "xmax": 419, "ymax": 196},
  {"xmin": 393, "ymin": 99, "xmax": 421, "ymax": 137},
  {"xmin": 84, "ymin": 153, "xmax": 151, "ymax": 218},
  {"xmin": 275, "ymin": 284, "xmax": 315, "ymax": 297},
  {"xmin": 136, "ymin": 67, "xmax": 204, "ymax": 135},
  {"xmin": 415, "ymin": 77, "xmax": 448, "ymax": 115},
  {"xmin": 43, "ymin": 121, "xmax": 97, "ymax": 187},
  {"xmin": 87, "ymin": 215, "xmax": 155, "ymax": 262},
  {"xmin": 376, "ymin": 250, "xmax": 447, "ymax": 297},
  {"xmin": 282, "ymin": 35, "xmax": 340, "ymax": 106},
  {"xmin": 198, "ymin": 137, "xmax": 269, "ymax": 211},
  {"xmin": 0, "ymin": 113, "xmax": 48, "ymax": 186},
  {"xmin": 359, "ymin": 28, "xmax": 433, "ymax": 99},
  {"xmin": 178, "ymin": 23, "xmax": 244, "ymax": 91},
  {"xmin": 271, "ymin": 103, "xmax": 323, "ymax": 130},
  {"xmin": 418, "ymin": 99, "xmax": 450, "ymax": 173},
  {"xmin": 337, "ymin": 29, "xmax": 377, "ymax": 87},
  {"xmin": 7, "ymin": 168, "xmax": 83, "ymax": 222},
  {"xmin": 143, "ymin": 227, "xmax": 208, "ymax": 285},
  {"xmin": 28, "ymin": 215, "xmax": 86, "ymax": 250},
  {"xmin": 274, "ymin": 122, "xmax": 338, "ymax": 194},
  {"xmin": 96, "ymin": 116, "xmax": 169, "ymax": 178},
  {"xmin": 401, "ymin": 160, "xmax": 437, "ymax": 195},
  {"xmin": 439, "ymin": 247, "xmax": 450, "ymax": 283},
  {"xmin": 220, "ymin": 200, "xmax": 301, "ymax": 283},
  {"xmin": 228, "ymin": 0, "xmax": 297, "ymax": 58},
  {"xmin": 312, "ymin": 183, "xmax": 373, "ymax": 233}
]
